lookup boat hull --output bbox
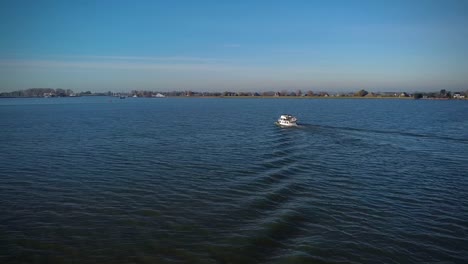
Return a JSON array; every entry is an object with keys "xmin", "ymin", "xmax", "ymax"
[{"xmin": 275, "ymin": 121, "xmax": 298, "ymax": 127}]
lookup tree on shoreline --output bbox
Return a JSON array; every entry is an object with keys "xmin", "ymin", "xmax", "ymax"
[
  {"xmin": 354, "ymin": 89, "xmax": 369, "ymax": 97},
  {"xmin": 0, "ymin": 88, "xmax": 74, "ymax": 97}
]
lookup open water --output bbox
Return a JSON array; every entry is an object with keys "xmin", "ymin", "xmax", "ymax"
[{"xmin": 1, "ymin": 97, "xmax": 467, "ymax": 263}]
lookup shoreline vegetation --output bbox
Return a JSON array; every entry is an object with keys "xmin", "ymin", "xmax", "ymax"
[{"xmin": 0, "ymin": 88, "xmax": 466, "ymax": 100}]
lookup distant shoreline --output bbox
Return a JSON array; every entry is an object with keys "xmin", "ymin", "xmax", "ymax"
[
  {"xmin": 1, "ymin": 95, "xmax": 465, "ymax": 100},
  {"xmin": 182, "ymin": 96, "xmax": 415, "ymax": 99},
  {"xmin": 2, "ymin": 88, "xmax": 464, "ymax": 100}
]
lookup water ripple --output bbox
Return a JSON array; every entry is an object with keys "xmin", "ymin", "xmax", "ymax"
[{"xmin": 1, "ymin": 98, "xmax": 468, "ymax": 263}]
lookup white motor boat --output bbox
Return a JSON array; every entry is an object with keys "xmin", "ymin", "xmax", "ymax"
[{"xmin": 275, "ymin": 114, "xmax": 298, "ymax": 127}]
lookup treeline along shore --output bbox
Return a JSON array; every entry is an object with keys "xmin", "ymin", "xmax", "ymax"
[{"xmin": 1, "ymin": 88, "xmax": 467, "ymax": 100}]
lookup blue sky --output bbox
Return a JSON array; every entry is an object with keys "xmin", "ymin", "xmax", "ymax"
[{"xmin": 1, "ymin": 0, "xmax": 467, "ymax": 92}]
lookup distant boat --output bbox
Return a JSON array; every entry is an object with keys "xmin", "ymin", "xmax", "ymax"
[
  {"xmin": 119, "ymin": 96, "xmax": 126, "ymax": 99},
  {"xmin": 275, "ymin": 114, "xmax": 298, "ymax": 127},
  {"xmin": 132, "ymin": 94, "xmax": 138, "ymax": 98}
]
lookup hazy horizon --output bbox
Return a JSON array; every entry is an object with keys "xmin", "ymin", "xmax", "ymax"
[
  {"xmin": 1, "ymin": 86, "xmax": 465, "ymax": 95},
  {"xmin": 1, "ymin": 0, "xmax": 467, "ymax": 92}
]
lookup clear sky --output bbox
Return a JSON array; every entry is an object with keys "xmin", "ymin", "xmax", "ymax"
[{"xmin": 1, "ymin": 0, "xmax": 467, "ymax": 92}]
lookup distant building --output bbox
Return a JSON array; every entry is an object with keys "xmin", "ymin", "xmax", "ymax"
[{"xmin": 382, "ymin": 92, "xmax": 398, "ymax": 97}]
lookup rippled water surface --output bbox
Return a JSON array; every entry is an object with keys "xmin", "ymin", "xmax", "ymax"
[{"xmin": 1, "ymin": 97, "xmax": 467, "ymax": 263}]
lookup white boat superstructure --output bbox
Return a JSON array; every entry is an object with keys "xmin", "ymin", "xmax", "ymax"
[{"xmin": 275, "ymin": 114, "xmax": 298, "ymax": 127}]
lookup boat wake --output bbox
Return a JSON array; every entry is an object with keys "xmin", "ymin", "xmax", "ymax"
[{"xmin": 298, "ymin": 123, "xmax": 468, "ymax": 143}]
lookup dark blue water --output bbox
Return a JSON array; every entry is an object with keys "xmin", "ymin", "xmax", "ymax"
[{"xmin": 1, "ymin": 97, "xmax": 467, "ymax": 263}]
